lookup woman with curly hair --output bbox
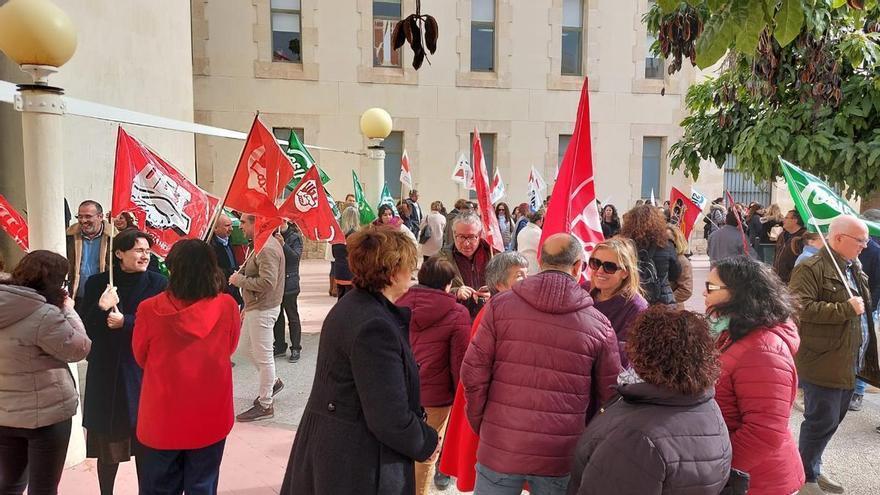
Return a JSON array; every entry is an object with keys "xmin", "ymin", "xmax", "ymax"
[
  {"xmin": 600, "ymin": 204, "xmax": 620, "ymax": 238},
  {"xmin": 281, "ymin": 228, "xmax": 438, "ymax": 494},
  {"xmin": 620, "ymin": 204, "xmax": 680, "ymax": 305},
  {"xmin": 705, "ymin": 256, "xmax": 805, "ymax": 494},
  {"xmin": 567, "ymin": 307, "xmax": 732, "ymax": 494}
]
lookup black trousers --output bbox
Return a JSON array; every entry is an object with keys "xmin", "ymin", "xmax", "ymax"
[
  {"xmin": 138, "ymin": 438, "xmax": 226, "ymax": 495},
  {"xmin": 799, "ymin": 380, "xmax": 853, "ymax": 482},
  {"xmin": 0, "ymin": 418, "xmax": 72, "ymax": 495},
  {"xmin": 273, "ymin": 291, "xmax": 302, "ymax": 353}
]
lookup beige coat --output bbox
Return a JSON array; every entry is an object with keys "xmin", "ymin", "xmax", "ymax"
[
  {"xmin": 0, "ymin": 285, "xmax": 91, "ymax": 429},
  {"xmin": 239, "ymin": 237, "xmax": 285, "ymax": 312},
  {"xmin": 672, "ymin": 254, "xmax": 693, "ymax": 310},
  {"xmin": 65, "ymin": 222, "xmax": 112, "ymax": 296}
]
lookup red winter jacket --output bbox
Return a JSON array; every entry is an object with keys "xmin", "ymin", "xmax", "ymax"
[
  {"xmin": 397, "ymin": 285, "xmax": 472, "ymax": 407},
  {"xmin": 715, "ymin": 320, "xmax": 805, "ymax": 495},
  {"xmin": 460, "ymin": 270, "xmax": 621, "ymax": 477},
  {"xmin": 133, "ymin": 292, "xmax": 241, "ymax": 450}
]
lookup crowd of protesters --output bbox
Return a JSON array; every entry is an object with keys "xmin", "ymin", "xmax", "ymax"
[{"xmin": 0, "ymin": 193, "xmax": 877, "ymax": 495}]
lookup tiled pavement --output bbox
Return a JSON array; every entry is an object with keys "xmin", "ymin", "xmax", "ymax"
[{"xmin": 59, "ymin": 258, "xmax": 880, "ymax": 494}]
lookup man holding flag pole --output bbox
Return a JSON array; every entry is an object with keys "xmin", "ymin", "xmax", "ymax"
[{"xmin": 781, "ymin": 157, "xmax": 880, "ymax": 494}]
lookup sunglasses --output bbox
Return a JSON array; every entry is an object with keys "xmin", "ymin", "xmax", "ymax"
[
  {"xmin": 588, "ymin": 258, "xmax": 622, "ymax": 274},
  {"xmin": 705, "ymin": 282, "xmax": 728, "ymax": 293}
]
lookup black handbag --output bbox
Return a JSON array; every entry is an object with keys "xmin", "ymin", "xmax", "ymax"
[
  {"xmin": 418, "ymin": 224, "xmax": 432, "ymax": 244},
  {"xmin": 720, "ymin": 468, "xmax": 750, "ymax": 495}
]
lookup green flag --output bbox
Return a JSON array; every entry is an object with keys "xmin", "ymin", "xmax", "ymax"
[
  {"xmin": 779, "ymin": 157, "xmax": 880, "ymax": 236},
  {"xmin": 325, "ymin": 188, "xmax": 341, "ymax": 220},
  {"xmin": 352, "ymin": 170, "xmax": 377, "ymax": 225},
  {"xmin": 377, "ymin": 182, "xmax": 399, "ymax": 216},
  {"xmin": 285, "ymin": 130, "xmax": 331, "ymax": 190}
]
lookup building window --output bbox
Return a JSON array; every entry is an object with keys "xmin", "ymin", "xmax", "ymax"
[
  {"xmin": 641, "ymin": 137, "xmax": 662, "ymax": 199},
  {"xmin": 558, "ymin": 134, "xmax": 572, "ymax": 167},
  {"xmin": 383, "ymin": 131, "xmax": 404, "ymax": 199},
  {"xmin": 471, "ymin": 0, "xmax": 495, "ymax": 72},
  {"xmin": 373, "ymin": 0, "xmax": 402, "ymax": 67},
  {"xmin": 722, "ymin": 155, "xmax": 771, "ymax": 206},
  {"xmin": 272, "ymin": 127, "xmax": 305, "ymax": 153},
  {"xmin": 469, "ymin": 132, "xmax": 495, "ymax": 199},
  {"xmin": 271, "ymin": 0, "xmax": 302, "ymax": 63},
  {"xmin": 645, "ymin": 1, "xmax": 664, "ymax": 79},
  {"xmin": 561, "ymin": 0, "xmax": 583, "ymax": 76}
]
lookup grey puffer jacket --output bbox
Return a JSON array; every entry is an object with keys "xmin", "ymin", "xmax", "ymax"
[{"xmin": 0, "ymin": 285, "xmax": 91, "ymax": 429}]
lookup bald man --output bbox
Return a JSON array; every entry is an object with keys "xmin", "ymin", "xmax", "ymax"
[
  {"xmin": 790, "ymin": 215, "xmax": 876, "ymax": 495},
  {"xmin": 460, "ymin": 233, "xmax": 621, "ymax": 492},
  {"xmin": 210, "ymin": 214, "xmax": 243, "ymax": 306}
]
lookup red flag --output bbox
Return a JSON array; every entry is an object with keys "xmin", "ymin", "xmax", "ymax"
[
  {"xmin": 472, "ymin": 129, "xmax": 505, "ymax": 253},
  {"xmin": 0, "ymin": 194, "xmax": 28, "ymax": 252},
  {"xmin": 669, "ymin": 187, "xmax": 701, "ymax": 239},
  {"xmin": 112, "ymin": 128, "xmax": 220, "ymax": 257},
  {"xmin": 278, "ymin": 165, "xmax": 345, "ymax": 244},
  {"xmin": 539, "ymin": 79, "xmax": 604, "ymax": 258},
  {"xmin": 725, "ymin": 190, "xmax": 750, "ymax": 253},
  {"xmin": 225, "ymin": 116, "xmax": 293, "ymax": 217},
  {"xmin": 251, "ymin": 215, "xmax": 285, "ymax": 255}
]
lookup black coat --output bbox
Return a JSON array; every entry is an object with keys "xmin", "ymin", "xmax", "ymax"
[
  {"xmin": 281, "ymin": 288, "xmax": 438, "ymax": 494},
  {"xmin": 636, "ymin": 241, "xmax": 681, "ymax": 306},
  {"xmin": 567, "ymin": 383, "xmax": 732, "ymax": 495},
  {"xmin": 81, "ymin": 269, "xmax": 167, "ymax": 437},
  {"xmin": 279, "ymin": 227, "xmax": 303, "ymax": 294},
  {"xmin": 210, "ymin": 235, "xmax": 243, "ymax": 305}
]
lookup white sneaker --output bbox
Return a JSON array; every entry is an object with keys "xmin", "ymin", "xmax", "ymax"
[{"xmin": 798, "ymin": 482, "xmax": 824, "ymax": 495}]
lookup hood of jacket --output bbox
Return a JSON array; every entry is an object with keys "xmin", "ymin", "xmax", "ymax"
[
  {"xmin": 763, "ymin": 320, "xmax": 801, "ymax": 358},
  {"xmin": 618, "ymin": 382, "xmax": 715, "ymax": 408},
  {"xmin": 148, "ymin": 293, "xmax": 229, "ymax": 339},
  {"xmin": 0, "ymin": 285, "xmax": 48, "ymax": 328},
  {"xmin": 511, "ymin": 270, "xmax": 593, "ymax": 315},
  {"xmin": 397, "ymin": 285, "xmax": 460, "ymax": 332}
]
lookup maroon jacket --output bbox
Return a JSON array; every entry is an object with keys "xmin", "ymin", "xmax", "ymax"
[
  {"xmin": 715, "ymin": 321, "xmax": 804, "ymax": 495},
  {"xmin": 397, "ymin": 285, "xmax": 472, "ymax": 407},
  {"xmin": 460, "ymin": 270, "xmax": 622, "ymax": 477}
]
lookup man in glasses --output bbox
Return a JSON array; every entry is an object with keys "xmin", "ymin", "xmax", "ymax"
[
  {"xmin": 65, "ymin": 200, "xmax": 112, "ymax": 309},
  {"xmin": 460, "ymin": 233, "xmax": 620, "ymax": 494},
  {"xmin": 439, "ymin": 212, "xmax": 493, "ymax": 319},
  {"xmin": 773, "ymin": 209, "xmax": 807, "ymax": 283},
  {"xmin": 790, "ymin": 215, "xmax": 878, "ymax": 495}
]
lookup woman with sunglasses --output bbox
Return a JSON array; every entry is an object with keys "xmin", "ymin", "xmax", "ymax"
[
  {"xmin": 586, "ymin": 238, "xmax": 648, "ymax": 368},
  {"xmin": 704, "ymin": 256, "xmax": 804, "ymax": 494}
]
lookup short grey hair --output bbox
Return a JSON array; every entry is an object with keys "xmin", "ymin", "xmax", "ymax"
[
  {"xmin": 453, "ymin": 212, "xmax": 482, "ymax": 230},
  {"xmin": 485, "ymin": 252, "xmax": 528, "ymax": 295},
  {"xmin": 539, "ymin": 234, "xmax": 584, "ymax": 269}
]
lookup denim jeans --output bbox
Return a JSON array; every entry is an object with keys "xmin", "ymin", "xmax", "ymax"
[
  {"xmin": 0, "ymin": 418, "xmax": 71, "ymax": 495},
  {"xmin": 798, "ymin": 380, "xmax": 853, "ymax": 482},
  {"xmin": 243, "ymin": 306, "xmax": 280, "ymax": 407},
  {"xmin": 139, "ymin": 439, "xmax": 226, "ymax": 495},
  {"xmin": 854, "ymin": 378, "xmax": 867, "ymax": 395},
  {"xmin": 474, "ymin": 463, "xmax": 569, "ymax": 495}
]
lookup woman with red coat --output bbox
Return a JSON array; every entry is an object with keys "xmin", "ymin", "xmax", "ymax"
[
  {"xmin": 396, "ymin": 256, "xmax": 472, "ymax": 495},
  {"xmin": 133, "ymin": 239, "xmax": 241, "ymax": 494},
  {"xmin": 705, "ymin": 256, "xmax": 804, "ymax": 495}
]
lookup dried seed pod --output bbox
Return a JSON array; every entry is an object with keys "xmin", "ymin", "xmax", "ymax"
[
  {"xmin": 848, "ymin": 0, "xmax": 865, "ymax": 9},
  {"xmin": 413, "ymin": 48, "xmax": 425, "ymax": 69},
  {"xmin": 409, "ymin": 16, "xmax": 422, "ymax": 51},
  {"xmin": 403, "ymin": 17, "xmax": 414, "ymax": 45},
  {"xmin": 392, "ymin": 20, "xmax": 407, "ymax": 50},
  {"xmin": 424, "ymin": 15, "xmax": 438, "ymax": 54}
]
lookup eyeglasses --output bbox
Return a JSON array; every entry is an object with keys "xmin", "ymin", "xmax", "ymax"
[
  {"xmin": 75, "ymin": 214, "xmax": 97, "ymax": 220},
  {"xmin": 588, "ymin": 258, "xmax": 622, "ymax": 274},
  {"xmin": 840, "ymin": 233, "xmax": 869, "ymax": 246},
  {"xmin": 705, "ymin": 282, "xmax": 728, "ymax": 293},
  {"xmin": 454, "ymin": 234, "xmax": 480, "ymax": 244},
  {"xmin": 131, "ymin": 248, "xmax": 152, "ymax": 256}
]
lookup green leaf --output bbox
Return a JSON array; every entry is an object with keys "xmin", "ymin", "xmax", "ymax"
[
  {"xmin": 735, "ymin": 0, "xmax": 768, "ymax": 54},
  {"xmin": 658, "ymin": 0, "xmax": 680, "ymax": 13},
  {"xmin": 696, "ymin": 5, "xmax": 738, "ymax": 68},
  {"xmin": 774, "ymin": 0, "xmax": 805, "ymax": 47},
  {"xmin": 831, "ymin": 0, "xmax": 848, "ymax": 7}
]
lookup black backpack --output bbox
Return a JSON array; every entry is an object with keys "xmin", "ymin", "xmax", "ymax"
[{"xmin": 637, "ymin": 246, "xmax": 673, "ymax": 305}]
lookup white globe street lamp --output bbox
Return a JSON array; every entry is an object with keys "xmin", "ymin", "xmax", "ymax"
[{"xmin": 359, "ymin": 107, "xmax": 392, "ymax": 206}]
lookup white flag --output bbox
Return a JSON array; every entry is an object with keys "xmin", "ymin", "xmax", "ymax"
[
  {"xmin": 490, "ymin": 167, "xmax": 505, "ymax": 204},
  {"xmin": 650, "ymin": 189, "xmax": 656, "ymax": 206},
  {"xmin": 400, "ymin": 149, "xmax": 413, "ymax": 189},
  {"xmin": 451, "ymin": 152, "xmax": 475, "ymax": 191},
  {"xmin": 528, "ymin": 166, "xmax": 547, "ymax": 212},
  {"xmin": 690, "ymin": 188, "xmax": 709, "ymax": 211}
]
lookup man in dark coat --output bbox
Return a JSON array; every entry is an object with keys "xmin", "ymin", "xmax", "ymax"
[
  {"xmin": 404, "ymin": 189, "xmax": 422, "ymax": 231},
  {"xmin": 80, "ymin": 230, "xmax": 167, "ymax": 492},
  {"xmin": 773, "ymin": 209, "xmax": 807, "ymax": 284},
  {"xmin": 460, "ymin": 233, "xmax": 621, "ymax": 491},
  {"xmin": 210, "ymin": 213, "xmax": 243, "ymax": 306},
  {"xmin": 273, "ymin": 222, "xmax": 304, "ymax": 362}
]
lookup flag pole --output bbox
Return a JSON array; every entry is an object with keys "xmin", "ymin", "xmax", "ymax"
[{"xmin": 810, "ymin": 218, "xmax": 855, "ymax": 299}]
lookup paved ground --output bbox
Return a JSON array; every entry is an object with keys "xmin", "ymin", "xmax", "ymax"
[{"xmin": 60, "ymin": 258, "xmax": 880, "ymax": 494}]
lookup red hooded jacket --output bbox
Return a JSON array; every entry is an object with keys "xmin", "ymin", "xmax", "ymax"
[
  {"xmin": 396, "ymin": 285, "xmax": 472, "ymax": 407},
  {"xmin": 460, "ymin": 270, "xmax": 621, "ymax": 477},
  {"xmin": 715, "ymin": 320, "xmax": 805, "ymax": 495},
  {"xmin": 133, "ymin": 292, "xmax": 241, "ymax": 450}
]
